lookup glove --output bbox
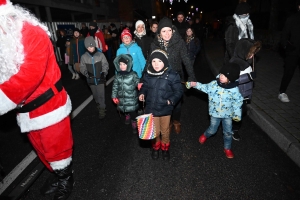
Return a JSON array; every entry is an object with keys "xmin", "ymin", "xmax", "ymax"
[
  {"xmin": 100, "ymin": 73, "xmax": 106, "ymax": 81},
  {"xmin": 112, "ymin": 98, "xmax": 119, "ymax": 104},
  {"xmin": 232, "ymin": 117, "xmax": 240, "ymax": 122},
  {"xmin": 137, "ymin": 83, "xmax": 143, "ymax": 90},
  {"xmin": 185, "ymin": 82, "xmax": 192, "ymax": 89}
]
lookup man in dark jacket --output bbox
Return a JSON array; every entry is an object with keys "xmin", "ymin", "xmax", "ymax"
[
  {"xmin": 278, "ymin": 0, "xmax": 300, "ymax": 103},
  {"xmin": 173, "ymin": 11, "xmax": 190, "ymax": 39},
  {"xmin": 223, "ymin": 2, "xmax": 254, "ymax": 66}
]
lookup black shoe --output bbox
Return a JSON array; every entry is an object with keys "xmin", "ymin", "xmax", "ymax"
[
  {"xmin": 53, "ymin": 165, "xmax": 74, "ymax": 200},
  {"xmin": 40, "ymin": 172, "xmax": 58, "ymax": 196},
  {"xmin": 151, "ymin": 149, "xmax": 159, "ymax": 160},
  {"xmin": 232, "ymin": 130, "xmax": 241, "ymax": 141},
  {"xmin": 162, "ymin": 150, "xmax": 170, "ymax": 160}
]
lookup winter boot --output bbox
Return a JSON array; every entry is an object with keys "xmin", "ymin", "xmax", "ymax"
[
  {"xmin": 98, "ymin": 107, "xmax": 106, "ymax": 119},
  {"xmin": 131, "ymin": 120, "xmax": 137, "ymax": 134},
  {"xmin": 173, "ymin": 120, "xmax": 181, "ymax": 134},
  {"xmin": 71, "ymin": 73, "xmax": 76, "ymax": 79},
  {"xmin": 74, "ymin": 73, "xmax": 80, "ymax": 80},
  {"xmin": 53, "ymin": 165, "xmax": 74, "ymax": 200},
  {"xmin": 151, "ymin": 141, "xmax": 161, "ymax": 160},
  {"xmin": 40, "ymin": 172, "xmax": 59, "ymax": 196},
  {"xmin": 161, "ymin": 143, "xmax": 170, "ymax": 160},
  {"xmin": 125, "ymin": 114, "xmax": 131, "ymax": 125}
]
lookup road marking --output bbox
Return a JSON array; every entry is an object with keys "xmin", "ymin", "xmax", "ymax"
[{"xmin": 0, "ymin": 75, "xmax": 115, "ymax": 194}]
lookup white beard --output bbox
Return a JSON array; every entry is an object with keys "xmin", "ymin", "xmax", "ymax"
[{"xmin": 0, "ymin": 1, "xmax": 50, "ymax": 84}]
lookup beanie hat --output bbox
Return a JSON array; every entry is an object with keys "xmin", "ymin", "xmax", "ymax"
[
  {"xmin": 73, "ymin": 28, "xmax": 80, "ymax": 33},
  {"xmin": 119, "ymin": 57, "xmax": 128, "ymax": 64},
  {"xmin": 149, "ymin": 49, "xmax": 169, "ymax": 67},
  {"xmin": 157, "ymin": 17, "xmax": 173, "ymax": 34},
  {"xmin": 235, "ymin": 2, "xmax": 251, "ymax": 15},
  {"xmin": 135, "ymin": 20, "xmax": 145, "ymax": 29},
  {"xmin": 121, "ymin": 28, "xmax": 132, "ymax": 40},
  {"xmin": 84, "ymin": 36, "xmax": 96, "ymax": 48},
  {"xmin": 110, "ymin": 23, "xmax": 116, "ymax": 27},
  {"xmin": 177, "ymin": 11, "xmax": 185, "ymax": 17},
  {"xmin": 219, "ymin": 63, "xmax": 240, "ymax": 82},
  {"xmin": 89, "ymin": 21, "xmax": 97, "ymax": 28}
]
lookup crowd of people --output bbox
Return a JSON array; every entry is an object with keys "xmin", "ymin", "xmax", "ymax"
[{"xmin": 1, "ymin": 0, "xmax": 299, "ymax": 199}]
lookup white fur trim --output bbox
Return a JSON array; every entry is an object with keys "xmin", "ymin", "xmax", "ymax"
[
  {"xmin": 16, "ymin": 95, "xmax": 72, "ymax": 132},
  {"xmin": 50, "ymin": 157, "xmax": 72, "ymax": 170},
  {"xmin": 0, "ymin": 89, "xmax": 17, "ymax": 115}
]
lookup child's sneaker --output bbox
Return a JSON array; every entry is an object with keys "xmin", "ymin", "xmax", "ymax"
[
  {"xmin": 125, "ymin": 114, "xmax": 131, "ymax": 125},
  {"xmin": 224, "ymin": 149, "xmax": 234, "ymax": 159},
  {"xmin": 199, "ymin": 134, "xmax": 207, "ymax": 144}
]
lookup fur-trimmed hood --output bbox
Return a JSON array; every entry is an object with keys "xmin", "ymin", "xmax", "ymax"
[{"xmin": 113, "ymin": 54, "xmax": 133, "ymax": 72}]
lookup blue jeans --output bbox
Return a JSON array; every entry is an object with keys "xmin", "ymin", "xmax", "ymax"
[{"xmin": 204, "ymin": 117, "xmax": 233, "ymax": 149}]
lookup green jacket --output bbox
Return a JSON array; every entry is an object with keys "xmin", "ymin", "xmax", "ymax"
[{"xmin": 112, "ymin": 54, "xmax": 140, "ymax": 112}]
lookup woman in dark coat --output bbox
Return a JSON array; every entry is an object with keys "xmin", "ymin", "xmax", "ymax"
[{"xmin": 149, "ymin": 17, "xmax": 197, "ymax": 133}]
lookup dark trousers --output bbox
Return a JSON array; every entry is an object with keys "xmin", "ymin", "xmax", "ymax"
[
  {"xmin": 125, "ymin": 111, "xmax": 137, "ymax": 120},
  {"xmin": 279, "ymin": 54, "xmax": 300, "ymax": 93},
  {"xmin": 232, "ymin": 100, "xmax": 248, "ymax": 131}
]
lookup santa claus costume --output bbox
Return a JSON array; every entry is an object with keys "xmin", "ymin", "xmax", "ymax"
[{"xmin": 0, "ymin": 0, "xmax": 74, "ymax": 199}]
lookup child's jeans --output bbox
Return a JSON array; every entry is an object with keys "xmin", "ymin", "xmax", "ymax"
[{"xmin": 204, "ymin": 117, "xmax": 233, "ymax": 149}]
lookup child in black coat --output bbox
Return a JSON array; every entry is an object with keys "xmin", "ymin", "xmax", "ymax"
[{"xmin": 139, "ymin": 49, "xmax": 183, "ymax": 160}]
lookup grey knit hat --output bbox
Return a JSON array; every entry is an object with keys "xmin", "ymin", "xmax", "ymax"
[{"xmin": 84, "ymin": 36, "xmax": 96, "ymax": 48}]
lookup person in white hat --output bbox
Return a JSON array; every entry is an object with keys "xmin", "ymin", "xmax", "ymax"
[{"xmin": 0, "ymin": 0, "xmax": 74, "ymax": 199}]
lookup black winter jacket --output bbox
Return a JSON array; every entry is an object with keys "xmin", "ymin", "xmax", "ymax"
[
  {"xmin": 224, "ymin": 17, "xmax": 239, "ymax": 65},
  {"xmin": 134, "ymin": 34, "xmax": 151, "ymax": 60},
  {"xmin": 281, "ymin": 11, "xmax": 300, "ymax": 56},
  {"xmin": 150, "ymin": 27, "xmax": 196, "ymax": 81},
  {"xmin": 140, "ymin": 68, "xmax": 183, "ymax": 117}
]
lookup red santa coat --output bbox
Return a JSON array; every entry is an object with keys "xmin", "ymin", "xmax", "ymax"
[{"xmin": 0, "ymin": 22, "xmax": 72, "ymax": 132}]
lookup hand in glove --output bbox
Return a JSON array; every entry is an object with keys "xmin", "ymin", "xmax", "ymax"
[
  {"xmin": 100, "ymin": 73, "xmax": 106, "ymax": 81},
  {"xmin": 112, "ymin": 98, "xmax": 119, "ymax": 104},
  {"xmin": 232, "ymin": 117, "xmax": 240, "ymax": 122}
]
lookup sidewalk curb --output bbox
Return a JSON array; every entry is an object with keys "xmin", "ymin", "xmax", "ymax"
[
  {"xmin": 204, "ymin": 45, "xmax": 300, "ymax": 167},
  {"xmin": 248, "ymin": 104, "xmax": 300, "ymax": 167}
]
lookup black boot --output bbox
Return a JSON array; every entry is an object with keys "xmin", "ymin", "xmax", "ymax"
[
  {"xmin": 161, "ymin": 143, "xmax": 170, "ymax": 160},
  {"xmin": 40, "ymin": 172, "xmax": 59, "ymax": 196},
  {"xmin": 151, "ymin": 149, "xmax": 159, "ymax": 160},
  {"xmin": 53, "ymin": 165, "xmax": 74, "ymax": 200}
]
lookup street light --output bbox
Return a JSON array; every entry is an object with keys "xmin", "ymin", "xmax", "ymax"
[{"xmin": 161, "ymin": 0, "xmax": 188, "ymax": 5}]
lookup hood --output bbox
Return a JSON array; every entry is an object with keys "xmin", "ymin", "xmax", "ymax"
[
  {"xmin": 113, "ymin": 54, "xmax": 133, "ymax": 72},
  {"xmin": 230, "ymin": 38, "xmax": 261, "ymax": 70}
]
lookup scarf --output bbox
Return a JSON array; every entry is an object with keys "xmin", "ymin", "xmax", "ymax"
[
  {"xmin": 147, "ymin": 66, "xmax": 168, "ymax": 76},
  {"xmin": 186, "ymin": 36, "xmax": 194, "ymax": 44},
  {"xmin": 89, "ymin": 27, "xmax": 98, "ymax": 37},
  {"xmin": 233, "ymin": 14, "xmax": 254, "ymax": 40},
  {"xmin": 157, "ymin": 35, "xmax": 170, "ymax": 51},
  {"xmin": 217, "ymin": 78, "xmax": 239, "ymax": 89},
  {"xmin": 134, "ymin": 29, "xmax": 146, "ymax": 39}
]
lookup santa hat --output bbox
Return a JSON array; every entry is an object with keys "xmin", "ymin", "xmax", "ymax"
[
  {"xmin": 135, "ymin": 20, "xmax": 145, "ymax": 29},
  {"xmin": 121, "ymin": 28, "xmax": 132, "ymax": 40},
  {"xmin": 0, "ymin": 0, "xmax": 13, "ymax": 13}
]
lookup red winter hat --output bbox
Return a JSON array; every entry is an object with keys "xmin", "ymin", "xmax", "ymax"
[{"xmin": 121, "ymin": 28, "xmax": 132, "ymax": 40}]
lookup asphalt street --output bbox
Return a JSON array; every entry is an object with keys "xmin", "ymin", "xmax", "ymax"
[{"xmin": 1, "ymin": 49, "xmax": 300, "ymax": 200}]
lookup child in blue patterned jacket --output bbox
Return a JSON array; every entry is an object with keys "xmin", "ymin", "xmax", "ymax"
[{"xmin": 187, "ymin": 63, "xmax": 243, "ymax": 158}]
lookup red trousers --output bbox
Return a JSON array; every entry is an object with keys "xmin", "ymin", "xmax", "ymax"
[{"xmin": 27, "ymin": 116, "xmax": 73, "ymax": 171}]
